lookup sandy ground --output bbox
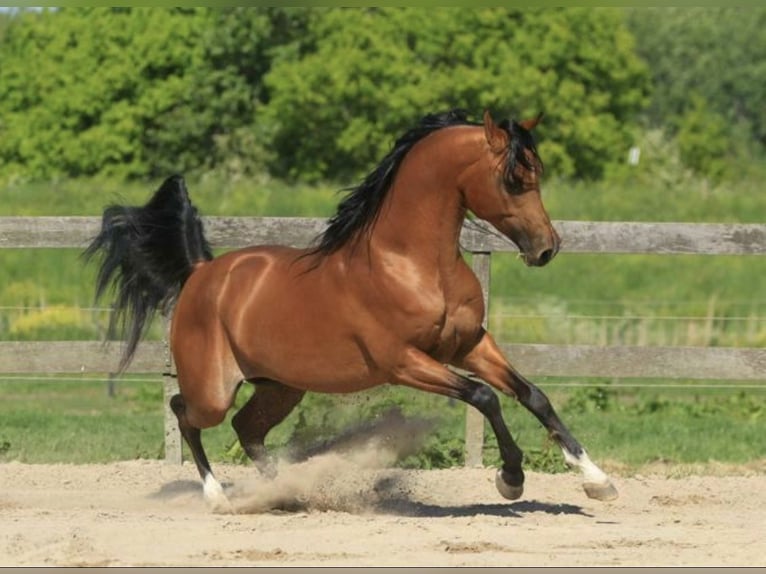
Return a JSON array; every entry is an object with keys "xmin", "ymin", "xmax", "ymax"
[{"xmin": 1, "ymin": 448, "xmax": 764, "ymax": 568}]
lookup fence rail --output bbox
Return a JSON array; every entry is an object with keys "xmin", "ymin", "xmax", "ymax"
[
  {"xmin": 2, "ymin": 216, "xmax": 765, "ymax": 465},
  {"xmin": 3, "ymin": 216, "xmax": 766, "ymax": 253}
]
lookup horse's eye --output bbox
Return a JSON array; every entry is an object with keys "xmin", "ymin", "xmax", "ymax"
[{"xmin": 504, "ymin": 177, "xmax": 523, "ymax": 195}]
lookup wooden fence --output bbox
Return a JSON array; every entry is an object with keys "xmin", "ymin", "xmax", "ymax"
[{"xmin": 2, "ymin": 216, "xmax": 765, "ymax": 465}]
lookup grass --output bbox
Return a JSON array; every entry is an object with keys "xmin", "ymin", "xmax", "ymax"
[
  {"xmin": 489, "ymin": 252, "xmax": 766, "ymax": 347},
  {"xmin": 1, "ymin": 376, "xmax": 764, "ymax": 472},
  {"xmin": 0, "ymin": 378, "xmax": 164, "ymax": 462}
]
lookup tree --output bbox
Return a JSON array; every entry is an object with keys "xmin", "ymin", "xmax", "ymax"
[
  {"xmin": 0, "ymin": 8, "xmax": 309, "ymax": 181},
  {"xmin": 258, "ymin": 8, "xmax": 650, "ymax": 182},
  {"xmin": 0, "ymin": 8, "xmax": 211, "ymax": 180},
  {"xmin": 676, "ymin": 96, "xmax": 731, "ymax": 181},
  {"xmin": 626, "ymin": 8, "xmax": 766, "ymax": 147},
  {"xmin": 0, "ymin": 8, "xmax": 650, "ymax": 183}
]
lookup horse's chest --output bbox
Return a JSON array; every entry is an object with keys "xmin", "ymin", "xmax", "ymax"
[
  {"xmin": 419, "ymin": 298, "xmax": 483, "ymax": 361},
  {"xmin": 357, "ymin": 256, "xmax": 484, "ymax": 361}
]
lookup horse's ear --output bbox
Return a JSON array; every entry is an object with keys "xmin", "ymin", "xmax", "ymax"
[
  {"xmin": 519, "ymin": 112, "xmax": 544, "ymax": 131},
  {"xmin": 483, "ymin": 110, "xmax": 508, "ymax": 153}
]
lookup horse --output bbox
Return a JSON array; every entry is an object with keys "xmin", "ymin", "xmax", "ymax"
[{"xmin": 85, "ymin": 109, "xmax": 618, "ymax": 511}]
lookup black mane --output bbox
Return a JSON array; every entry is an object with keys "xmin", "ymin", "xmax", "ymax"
[
  {"xmin": 312, "ymin": 109, "xmax": 539, "ymax": 256},
  {"xmin": 498, "ymin": 117, "xmax": 542, "ymax": 190}
]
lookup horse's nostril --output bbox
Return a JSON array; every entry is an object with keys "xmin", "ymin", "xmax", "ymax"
[{"xmin": 538, "ymin": 248, "xmax": 554, "ymax": 265}]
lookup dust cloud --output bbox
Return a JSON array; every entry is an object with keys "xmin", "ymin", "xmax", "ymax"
[{"xmin": 229, "ymin": 408, "xmax": 434, "ymax": 514}]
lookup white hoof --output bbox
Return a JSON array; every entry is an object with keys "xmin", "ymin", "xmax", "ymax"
[
  {"xmin": 203, "ymin": 473, "xmax": 233, "ymax": 513},
  {"xmin": 562, "ymin": 447, "xmax": 617, "ymax": 502}
]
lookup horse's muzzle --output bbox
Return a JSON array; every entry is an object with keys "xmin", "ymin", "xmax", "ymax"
[{"xmin": 522, "ymin": 232, "xmax": 560, "ymax": 267}]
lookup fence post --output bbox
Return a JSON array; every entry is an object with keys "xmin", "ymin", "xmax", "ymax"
[
  {"xmin": 465, "ymin": 251, "xmax": 491, "ymax": 467},
  {"xmin": 162, "ymin": 317, "xmax": 182, "ymax": 464}
]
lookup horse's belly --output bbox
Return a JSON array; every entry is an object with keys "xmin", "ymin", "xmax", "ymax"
[
  {"xmin": 237, "ymin": 334, "xmax": 384, "ymax": 393},
  {"xmin": 225, "ymin": 296, "xmax": 384, "ymax": 391}
]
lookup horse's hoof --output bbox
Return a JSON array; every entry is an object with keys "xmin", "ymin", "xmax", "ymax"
[
  {"xmin": 495, "ymin": 469, "xmax": 524, "ymax": 500},
  {"xmin": 584, "ymin": 480, "xmax": 619, "ymax": 501},
  {"xmin": 205, "ymin": 489, "xmax": 235, "ymax": 514},
  {"xmin": 208, "ymin": 497, "xmax": 235, "ymax": 514},
  {"xmin": 203, "ymin": 474, "xmax": 235, "ymax": 513},
  {"xmin": 255, "ymin": 459, "xmax": 278, "ymax": 480}
]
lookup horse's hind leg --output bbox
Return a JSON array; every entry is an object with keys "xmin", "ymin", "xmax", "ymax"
[
  {"xmin": 231, "ymin": 379, "xmax": 305, "ymax": 475},
  {"xmin": 170, "ymin": 394, "xmax": 232, "ymax": 512}
]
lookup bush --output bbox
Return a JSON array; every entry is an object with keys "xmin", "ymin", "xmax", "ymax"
[
  {"xmin": 0, "ymin": 8, "xmax": 649, "ymax": 184},
  {"xmin": 8, "ymin": 305, "xmax": 99, "ymax": 340}
]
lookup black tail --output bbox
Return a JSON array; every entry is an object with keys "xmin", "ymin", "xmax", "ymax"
[{"xmin": 83, "ymin": 175, "xmax": 213, "ymax": 372}]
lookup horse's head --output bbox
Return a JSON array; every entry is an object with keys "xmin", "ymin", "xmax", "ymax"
[{"xmin": 462, "ymin": 111, "xmax": 560, "ymax": 267}]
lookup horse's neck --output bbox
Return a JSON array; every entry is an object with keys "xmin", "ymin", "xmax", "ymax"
[{"xmin": 367, "ymin": 127, "xmax": 481, "ymax": 270}]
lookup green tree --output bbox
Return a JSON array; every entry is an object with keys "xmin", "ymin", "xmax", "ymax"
[
  {"xmin": 0, "ymin": 8, "xmax": 649, "ymax": 183},
  {"xmin": 0, "ymin": 8, "xmax": 210, "ymax": 180},
  {"xmin": 0, "ymin": 8, "xmax": 309, "ymax": 181},
  {"xmin": 676, "ymin": 96, "xmax": 731, "ymax": 181},
  {"xmin": 0, "ymin": 12, "xmax": 9, "ymax": 38},
  {"xmin": 151, "ymin": 8, "xmax": 314, "ymax": 179},
  {"xmin": 259, "ymin": 8, "xmax": 650, "ymax": 182},
  {"xmin": 626, "ymin": 8, "xmax": 766, "ymax": 148}
]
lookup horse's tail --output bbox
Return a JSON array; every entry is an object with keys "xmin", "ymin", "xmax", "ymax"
[{"xmin": 83, "ymin": 175, "xmax": 213, "ymax": 372}]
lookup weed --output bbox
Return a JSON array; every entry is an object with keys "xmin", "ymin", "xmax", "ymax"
[
  {"xmin": 524, "ymin": 439, "xmax": 569, "ymax": 474},
  {"xmin": 563, "ymin": 385, "xmax": 614, "ymax": 415}
]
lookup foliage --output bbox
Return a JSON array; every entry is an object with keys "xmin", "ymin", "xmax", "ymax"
[
  {"xmin": 3, "ymin": 377, "xmax": 764, "ymax": 469},
  {"xmin": 7, "ymin": 305, "xmax": 98, "ymax": 340},
  {"xmin": 3, "ymin": 8, "xmax": 765, "ymax": 184},
  {"xmin": 626, "ymin": 8, "xmax": 766, "ymax": 152},
  {"xmin": 0, "ymin": 8, "xmax": 307, "ymax": 182},
  {"xmin": 563, "ymin": 385, "xmax": 614, "ymax": 415},
  {"xmin": 559, "ymin": 383, "xmax": 765, "ymax": 426},
  {"xmin": 0, "ymin": 9, "xmax": 188, "ymax": 179},
  {"xmin": 603, "ymin": 128, "xmax": 696, "ymax": 190},
  {"xmin": 0, "ymin": 12, "xmax": 9, "ymax": 38},
  {"xmin": 260, "ymin": 7, "xmax": 649, "ymax": 181},
  {"xmin": 523, "ymin": 441, "xmax": 569, "ymax": 474},
  {"xmin": 629, "ymin": 390, "xmax": 764, "ymax": 423},
  {"xmin": 676, "ymin": 96, "xmax": 731, "ymax": 181},
  {"xmin": 0, "ymin": 7, "xmax": 649, "ymax": 183}
]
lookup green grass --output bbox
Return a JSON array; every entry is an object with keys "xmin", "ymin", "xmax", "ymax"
[
  {"xmin": 0, "ymin": 378, "xmax": 164, "ymax": 462},
  {"xmin": 489, "ymin": 252, "xmax": 766, "ymax": 347},
  {"xmin": 489, "ymin": 384, "xmax": 766, "ymax": 471},
  {"xmin": 0, "ymin": 176, "xmax": 340, "ymax": 217},
  {"xmin": 544, "ymin": 174, "xmax": 766, "ymax": 224},
  {"xmin": 1, "ymin": 376, "xmax": 764, "ymax": 472}
]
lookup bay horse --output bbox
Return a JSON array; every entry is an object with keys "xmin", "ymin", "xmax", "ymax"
[{"xmin": 85, "ymin": 109, "xmax": 618, "ymax": 511}]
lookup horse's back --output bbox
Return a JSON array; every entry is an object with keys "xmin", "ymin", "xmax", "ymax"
[{"xmin": 174, "ymin": 244, "xmax": 313, "ymax": 343}]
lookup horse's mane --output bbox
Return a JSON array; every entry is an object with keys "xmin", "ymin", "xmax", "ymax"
[{"xmin": 311, "ymin": 108, "xmax": 540, "ymax": 256}]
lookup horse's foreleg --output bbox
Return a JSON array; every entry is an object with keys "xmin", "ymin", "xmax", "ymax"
[
  {"xmin": 170, "ymin": 394, "xmax": 232, "ymax": 512},
  {"xmin": 392, "ymin": 348, "xmax": 526, "ymax": 500},
  {"xmin": 231, "ymin": 379, "xmax": 305, "ymax": 476},
  {"xmin": 457, "ymin": 330, "xmax": 618, "ymax": 502}
]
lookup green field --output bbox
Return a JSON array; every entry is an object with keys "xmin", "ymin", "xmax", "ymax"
[
  {"xmin": 1, "ymin": 376, "xmax": 763, "ymax": 473},
  {"xmin": 1, "ymin": 173, "xmax": 765, "ymax": 471}
]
